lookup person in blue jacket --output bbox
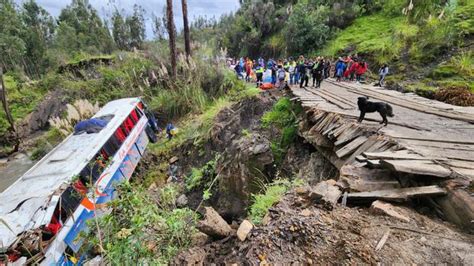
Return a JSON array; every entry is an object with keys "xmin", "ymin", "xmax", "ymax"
[{"xmin": 335, "ymin": 58, "xmax": 346, "ymax": 82}]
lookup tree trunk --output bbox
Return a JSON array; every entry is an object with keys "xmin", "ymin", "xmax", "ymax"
[
  {"xmin": 0, "ymin": 67, "xmax": 19, "ymax": 152},
  {"xmin": 166, "ymin": 0, "xmax": 177, "ymax": 77},
  {"xmin": 181, "ymin": 0, "xmax": 191, "ymax": 58}
]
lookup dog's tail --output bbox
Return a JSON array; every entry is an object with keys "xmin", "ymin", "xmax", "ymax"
[{"xmin": 386, "ymin": 104, "xmax": 394, "ymax": 117}]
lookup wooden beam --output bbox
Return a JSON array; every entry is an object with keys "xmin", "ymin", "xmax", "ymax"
[
  {"xmin": 347, "ymin": 185, "xmax": 447, "ymax": 202},
  {"xmin": 336, "ymin": 135, "xmax": 368, "ymax": 158},
  {"xmin": 380, "ymin": 159, "xmax": 452, "ymax": 178}
]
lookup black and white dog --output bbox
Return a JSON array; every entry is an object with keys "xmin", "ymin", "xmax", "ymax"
[{"xmin": 357, "ymin": 96, "xmax": 394, "ymax": 126}]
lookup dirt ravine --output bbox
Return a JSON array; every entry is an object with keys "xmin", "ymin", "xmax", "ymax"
[{"xmin": 154, "ymin": 92, "xmax": 473, "ymax": 264}]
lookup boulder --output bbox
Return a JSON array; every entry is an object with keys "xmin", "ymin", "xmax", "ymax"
[
  {"xmin": 197, "ymin": 207, "xmax": 233, "ymax": 238},
  {"xmin": 191, "ymin": 232, "xmax": 210, "ymax": 246},
  {"xmin": 312, "ymin": 181, "xmax": 342, "ymax": 205},
  {"xmin": 370, "ymin": 200, "xmax": 410, "ymax": 223},
  {"xmin": 236, "ymin": 220, "xmax": 253, "ymax": 241},
  {"xmin": 176, "ymin": 194, "xmax": 188, "ymax": 208}
]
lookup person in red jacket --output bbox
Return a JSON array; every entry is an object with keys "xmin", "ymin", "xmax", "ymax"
[
  {"xmin": 355, "ymin": 61, "xmax": 368, "ymax": 83},
  {"xmin": 348, "ymin": 60, "xmax": 358, "ymax": 81}
]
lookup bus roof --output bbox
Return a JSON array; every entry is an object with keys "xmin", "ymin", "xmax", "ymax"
[{"xmin": 0, "ymin": 97, "xmax": 141, "ymax": 247}]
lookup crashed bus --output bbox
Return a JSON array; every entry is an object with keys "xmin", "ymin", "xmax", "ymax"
[{"xmin": 0, "ymin": 98, "xmax": 158, "ymax": 265}]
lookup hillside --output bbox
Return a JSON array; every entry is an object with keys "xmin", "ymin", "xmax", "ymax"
[
  {"xmin": 218, "ymin": 0, "xmax": 473, "ymax": 104},
  {"xmin": 1, "ymin": 0, "xmax": 474, "ymax": 265}
]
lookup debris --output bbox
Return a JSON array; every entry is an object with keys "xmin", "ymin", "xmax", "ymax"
[
  {"xmin": 176, "ymin": 194, "xmax": 188, "ymax": 208},
  {"xmin": 347, "ymin": 185, "xmax": 446, "ymax": 202},
  {"xmin": 84, "ymin": 256, "xmax": 103, "ymax": 266},
  {"xmin": 169, "ymin": 156, "xmax": 179, "ymax": 164},
  {"xmin": 300, "ymin": 209, "xmax": 312, "ymax": 217},
  {"xmin": 237, "ymin": 220, "xmax": 253, "ymax": 241},
  {"xmin": 375, "ymin": 230, "xmax": 390, "ymax": 251},
  {"xmin": 312, "ymin": 181, "xmax": 342, "ymax": 206},
  {"xmin": 370, "ymin": 200, "xmax": 410, "ymax": 222},
  {"xmin": 197, "ymin": 207, "xmax": 233, "ymax": 238},
  {"xmin": 261, "ymin": 213, "xmax": 271, "ymax": 226},
  {"xmin": 191, "ymin": 232, "xmax": 210, "ymax": 246}
]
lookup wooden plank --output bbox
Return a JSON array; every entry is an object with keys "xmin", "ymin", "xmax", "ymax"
[
  {"xmin": 347, "ymin": 185, "xmax": 447, "ymax": 202},
  {"xmin": 336, "ymin": 135, "xmax": 368, "ymax": 158},
  {"xmin": 380, "ymin": 160, "xmax": 452, "ymax": 178},
  {"xmin": 328, "ymin": 80, "xmax": 474, "ymax": 123},
  {"xmin": 451, "ymin": 167, "xmax": 474, "ymax": 180},
  {"xmin": 363, "ymin": 150, "xmax": 426, "ymax": 160}
]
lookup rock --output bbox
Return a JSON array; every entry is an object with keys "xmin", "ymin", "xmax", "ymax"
[
  {"xmin": 0, "ymin": 158, "xmax": 7, "ymax": 167},
  {"xmin": 176, "ymin": 194, "xmax": 188, "ymax": 207},
  {"xmin": 262, "ymin": 213, "xmax": 271, "ymax": 226},
  {"xmin": 370, "ymin": 200, "xmax": 410, "ymax": 223},
  {"xmin": 237, "ymin": 220, "xmax": 253, "ymax": 241},
  {"xmin": 326, "ymin": 179, "xmax": 337, "ymax": 186},
  {"xmin": 148, "ymin": 182, "xmax": 158, "ymax": 191},
  {"xmin": 191, "ymin": 232, "xmax": 210, "ymax": 246},
  {"xmin": 173, "ymin": 247, "xmax": 206, "ymax": 265},
  {"xmin": 197, "ymin": 207, "xmax": 233, "ymax": 238},
  {"xmin": 300, "ymin": 209, "xmax": 312, "ymax": 217},
  {"xmin": 311, "ymin": 181, "xmax": 342, "ymax": 206}
]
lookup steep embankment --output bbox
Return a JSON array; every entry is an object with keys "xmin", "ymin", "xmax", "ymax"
[{"xmin": 321, "ymin": 1, "xmax": 474, "ymax": 105}]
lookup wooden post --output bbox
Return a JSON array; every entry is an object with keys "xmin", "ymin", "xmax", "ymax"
[
  {"xmin": 181, "ymin": 0, "xmax": 191, "ymax": 58},
  {"xmin": 166, "ymin": 0, "xmax": 177, "ymax": 77}
]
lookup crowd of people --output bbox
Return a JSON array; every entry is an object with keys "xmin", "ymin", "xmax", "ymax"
[{"xmin": 229, "ymin": 54, "xmax": 389, "ymax": 89}]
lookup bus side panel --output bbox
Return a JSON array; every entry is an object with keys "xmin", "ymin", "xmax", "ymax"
[
  {"xmin": 96, "ymin": 170, "xmax": 125, "ymax": 204},
  {"xmin": 119, "ymin": 145, "xmax": 141, "ymax": 180},
  {"xmin": 135, "ymin": 130, "xmax": 149, "ymax": 155},
  {"xmin": 63, "ymin": 210, "xmax": 94, "ymax": 253}
]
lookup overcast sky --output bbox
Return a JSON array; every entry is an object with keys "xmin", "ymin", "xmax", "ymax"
[{"xmin": 15, "ymin": 0, "xmax": 240, "ymax": 39}]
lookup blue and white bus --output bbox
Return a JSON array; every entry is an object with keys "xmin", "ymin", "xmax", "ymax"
[{"xmin": 0, "ymin": 98, "xmax": 158, "ymax": 265}]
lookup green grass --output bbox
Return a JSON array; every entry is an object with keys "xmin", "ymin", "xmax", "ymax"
[
  {"xmin": 149, "ymin": 81, "xmax": 259, "ymax": 158},
  {"xmin": 85, "ymin": 182, "xmax": 197, "ymax": 264},
  {"xmin": 249, "ymin": 179, "xmax": 303, "ymax": 224},
  {"xmin": 0, "ymin": 75, "xmax": 47, "ymax": 136},
  {"xmin": 321, "ymin": 15, "xmax": 405, "ymax": 64},
  {"xmin": 261, "ymin": 97, "xmax": 302, "ymax": 164}
]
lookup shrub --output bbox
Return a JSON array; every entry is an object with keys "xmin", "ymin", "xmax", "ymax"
[
  {"xmin": 434, "ymin": 86, "xmax": 474, "ymax": 106},
  {"xmin": 262, "ymin": 97, "xmax": 302, "ymax": 164},
  {"xmin": 85, "ymin": 182, "xmax": 197, "ymax": 264}
]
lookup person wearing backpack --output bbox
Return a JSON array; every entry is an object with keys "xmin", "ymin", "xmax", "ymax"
[
  {"xmin": 314, "ymin": 58, "xmax": 325, "ymax": 88},
  {"xmin": 255, "ymin": 65, "xmax": 264, "ymax": 88},
  {"xmin": 377, "ymin": 64, "xmax": 389, "ymax": 86},
  {"xmin": 277, "ymin": 65, "xmax": 286, "ymax": 89}
]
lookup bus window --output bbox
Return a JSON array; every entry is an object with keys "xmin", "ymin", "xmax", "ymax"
[
  {"xmin": 103, "ymin": 136, "xmax": 121, "ymax": 157},
  {"xmin": 115, "ymin": 127, "xmax": 126, "ymax": 143},
  {"xmin": 60, "ymin": 187, "xmax": 82, "ymax": 223}
]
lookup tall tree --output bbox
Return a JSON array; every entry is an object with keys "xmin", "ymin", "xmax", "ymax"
[
  {"xmin": 57, "ymin": 0, "xmax": 114, "ymax": 54},
  {"xmin": 20, "ymin": 0, "xmax": 55, "ymax": 75},
  {"xmin": 0, "ymin": 0, "xmax": 26, "ymax": 70},
  {"xmin": 181, "ymin": 0, "xmax": 191, "ymax": 57},
  {"xmin": 152, "ymin": 12, "xmax": 166, "ymax": 41},
  {"xmin": 112, "ymin": 9, "xmax": 129, "ymax": 50},
  {"xmin": 126, "ymin": 4, "xmax": 146, "ymax": 49},
  {"xmin": 166, "ymin": 0, "xmax": 177, "ymax": 77}
]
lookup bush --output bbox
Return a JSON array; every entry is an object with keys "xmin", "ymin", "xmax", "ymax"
[
  {"xmin": 434, "ymin": 86, "xmax": 474, "ymax": 106},
  {"xmin": 85, "ymin": 182, "xmax": 197, "ymax": 264},
  {"xmin": 262, "ymin": 97, "xmax": 302, "ymax": 164}
]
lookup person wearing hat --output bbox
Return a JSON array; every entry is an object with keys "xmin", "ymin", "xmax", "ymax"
[{"xmin": 168, "ymin": 156, "xmax": 180, "ymax": 183}]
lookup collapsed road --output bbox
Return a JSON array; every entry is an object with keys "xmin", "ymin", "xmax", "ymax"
[{"xmin": 289, "ymin": 79, "xmax": 474, "ymax": 231}]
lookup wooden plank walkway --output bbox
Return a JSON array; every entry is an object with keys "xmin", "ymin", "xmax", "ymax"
[
  {"xmin": 290, "ymin": 79, "xmax": 474, "ymax": 230},
  {"xmin": 291, "ymin": 80, "xmax": 474, "ymax": 180}
]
